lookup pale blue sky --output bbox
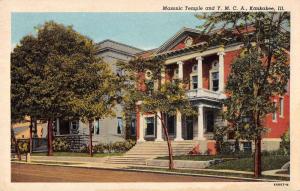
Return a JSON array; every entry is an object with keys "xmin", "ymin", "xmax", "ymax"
[{"xmin": 12, "ymin": 12, "xmax": 203, "ymax": 50}]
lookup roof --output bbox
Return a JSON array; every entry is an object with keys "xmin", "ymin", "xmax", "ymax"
[
  {"xmin": 96, "ymin": 39, "xmax": 143, "ymax": 57},
  {"xmin": 13, "ymin": 126, "xmax": 28, "ymax": 134},
  {"xmin": 155, "ymin": 27, "xmax": 204, "ymax": 54}
]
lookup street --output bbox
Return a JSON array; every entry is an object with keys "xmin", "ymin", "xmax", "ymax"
[{"xmin": 11, "ymin": 163, "xmax": 243, "ymax": 182}]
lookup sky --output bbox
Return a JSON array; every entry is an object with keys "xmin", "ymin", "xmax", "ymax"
[{"xmin": 11, "ymin": 12, "xmax": 203, "ymax": 50}]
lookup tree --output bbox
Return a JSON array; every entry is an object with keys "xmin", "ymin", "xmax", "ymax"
[
  {"xmin": 11, "ymin": 21, "xmax": 116, "ymax": 156},
  {"xmin": 118, "ymin": 58, "xmax": 196, "ymax": 169},
  {"xmin": 68, "ymin": 61, "xmax": 120, "ymax": 157},
  {"xmin": 197, "ymin": 12, "xmax": 290, "ymax": 177}
]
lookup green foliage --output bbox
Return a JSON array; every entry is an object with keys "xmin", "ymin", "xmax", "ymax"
[
  {"xmin": 11, "ymin": 21, "xmax": 118, "ymax": 124},
  {"xmin": 52, "ymin": 137, "xmax": 71, "ymax": 152},
  {"xmin": 17, "ymin": 140, "xmax": 29, "ymax": 154},
  {"xmin": 280, "ymin": 130, "xmax": 290, "ymax": 155},
  {"xmin": 197, "ymin": 13, "xmax": 290, "ymax": 142},
  {"xmin": 81, "ymin": 140, "xmax": 136, "ymax": 154},
  {"xmin": 209, "ymin": 155, "xmax": 289, "ymax": 171}
]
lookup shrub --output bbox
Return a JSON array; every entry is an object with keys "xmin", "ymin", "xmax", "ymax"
[
  {"xmin": 90, "ymin": 140, "xmax": 136, "ymax": 154},
  {"xmin": 280, "ymin": 130, "xmax": 290, "ymax": 155},
  {"xmin": 79, "ymin": 144, "xmax": 88, "ymax": 153},
  {"xmin": 18, "ymin": 141, "xmax": 29, "ymax": 154},
  {"xmin": 52, "ymin": 137, "xmax": 70, "ymax": 152}
]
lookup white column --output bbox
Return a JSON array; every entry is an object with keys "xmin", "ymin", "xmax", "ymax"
[
  {"xmin": 138, "ymin": 112, "xmax": 145, "ymax": 143},
  {"xmin": 196, "ymin": 56, "xmax": 203, "ymax": 89},
  {"xmin": 175, "ymin": 110, "xmax": 183, "ymax": 141},
  {"xmin": 56, "ymin": 118, "xmax": 60, "ymax": 135},
  {"xmin": 177, "ymin": 61, "xmax": 183, "ymax": 80},
  {"xmin": 194, "ymin": 104, "xmax": 205, "ymax": 140},
  {"xmin": 161, "ymin": 66, "xmax": 166, "ymax": 84},
  {"xmin": 155, "ymin": 111, "xmax": 163, "ymax": 141},
  {"xmin": 217, "ymin": 51, "xmax": 225, "ymax": 92}
]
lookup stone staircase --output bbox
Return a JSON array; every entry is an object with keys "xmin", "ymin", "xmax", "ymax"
[{"xmin": 104, "ymin": 140, "xmax": 198, "ymax": 166}]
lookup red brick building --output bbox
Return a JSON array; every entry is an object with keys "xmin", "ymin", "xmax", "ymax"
[{"xmin": 134, "ymin": 27, "xmax": 289, "ymax": 152}]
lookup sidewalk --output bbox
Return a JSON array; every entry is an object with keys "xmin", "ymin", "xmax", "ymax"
[{"xmin": 12, "ymin": 155, "xmax": 289, "ymax": 181}]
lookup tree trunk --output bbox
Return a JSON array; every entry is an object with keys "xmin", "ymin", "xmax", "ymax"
[
  {"xmin": 234, "ymin": 138, "xmax": 240, "ymax": 153},
  {"xmin": 47, "ymin": 119, "xmax": 53, "ymax": 156},
  {"xmin": 89, "ymin": 120, "xmax": 93, "ymax": 157},
  {"xmin": 158, "ymin": 112, "xmax": 174, "ymax": 170},
  {"xmin": 11, "ymin": 127, "xmax": 21, "ymax": 161},
  {"xmin": 29, "ymin": 118, "xmax": 33, "ymax": 154},
  {"xmin": 254, "ymin": 136, "xmax": 262, "ymax": 177}
]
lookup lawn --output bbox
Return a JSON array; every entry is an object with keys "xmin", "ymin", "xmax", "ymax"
[
  {"xmin": 156, "ymin": 154, "xmax": 289, "ymax": 171},
  {"xmin": 156, "ymin": 153, "xmax": 250, "ymax": 161},
  {"xmin": 31, "ymin": 152, "xmax": 124, "ymax": 157},
  {"xmin": 208, "ymin": 155, "xmax": 290, "ymax": 171},
  {"xmin": 129, "ymin": 166, "xmax": 290, "ymax": 181}
]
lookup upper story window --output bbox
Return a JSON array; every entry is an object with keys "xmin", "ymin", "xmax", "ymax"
[
  {"xmin": 192, "ymin": 64, "xmax": 197, "ymax": 72},
  {"xmin": 279, "ymin": 97, "xmax": 284, "ymax": 118},
  {"xmin": 272, "ymin": 102, "xmax": 277, "ymax": 122},
  {"xmin": 210, "ymin": 60, "xmax": 219, "ymax": 92},
  {"xmin": 211, "ymin": 72, "xmax": 219, "ymax": 91},
  {"xmin": 191, "ymin": 75, "xmax": 198, "ymax": 89}
]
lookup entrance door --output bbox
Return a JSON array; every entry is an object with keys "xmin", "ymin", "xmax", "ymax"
[
  {"xmin": 206, "ymin": 111, "xmax": 214, "ymax": 133},
  {"xmin": 145, "ymin": 117, "xmax": 155, "ymax": 136},
  {"xmin": 167, "ymin": 115, "xmax": 175, "ymax": 136},
  {"xmin": 186, "ymin": 117, "xmax": 193, "ymax": 140}
]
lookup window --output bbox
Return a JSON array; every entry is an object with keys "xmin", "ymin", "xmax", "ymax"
[
  {"xmin": 243, "ymin": 142, "xmax": 252, "ymax": 153},
  {"xmin": 211, "ymin": 72, "xmax": 219, "ymax": 91},
  {"xmin": 279, "ymin": 97, "xmax": 284, "ymax": 118},
  {"xmin": 191, "ymin": 75, "xmax": 198, "ymax": 89},
  {"xmin": 145, "ymin": 117, "xmax": 155, "ymax": 136},
  {"xmin": 94, "ymin": 120, "xmax": 100, "ymax": 135},
  {"xmin": 130, "ymin": 116, "xmax": 136, "ymax": 135},
  {"xmin": 117, "ymin": 117, "xmax": 123, "ymax": 134},
  {"xmin": 192, "ymin": 64, "xmax": 197, "ymax": 72},
  {"xmin": 70, "ymin": 121, "xmax": 79, "ymax": 134},
  {"xmin": 272, "ymin": 102, "xmax": 277, "ymax": 122},
  {"xmin": 116, "ymin": 67, "xmax": 123, "ymax": 77}
]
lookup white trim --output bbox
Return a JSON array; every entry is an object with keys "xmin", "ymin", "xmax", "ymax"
[{"xmin": 164, "ymin": 44, "xmax": 242, "ymax": 65}]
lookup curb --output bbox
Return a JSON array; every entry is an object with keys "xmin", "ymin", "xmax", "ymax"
[{"xmin": 11, "ymin": 161, "xmax": 284, "ymax": 182}]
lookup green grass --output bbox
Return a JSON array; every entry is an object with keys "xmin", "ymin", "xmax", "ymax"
[
  {"xmin": 156, "ymin": 154, "xmax": 250, "ymax": 161},
  {"xmin": 31, "ymin": 152, "xmax": 124, "ymax": 157},
  {"xmin": 156, "ymin": 154, "xmax": 289, "ymax": 172},
  {"xmin": 129, "ymin": 166, "xmax": 290, "ymax": 181},
  {"xmin": 208, "ymin": 155, "xmax": 290, "ymax": 171}
]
